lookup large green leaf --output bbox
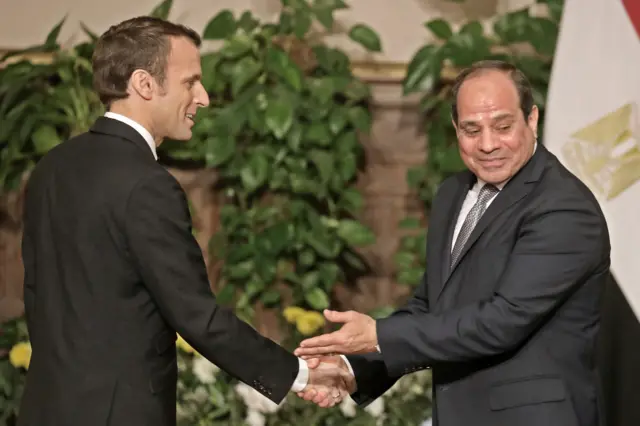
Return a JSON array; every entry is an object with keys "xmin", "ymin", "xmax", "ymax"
[
  {"xmin": 230, "ymin": 57, "xmax": 262, "ymax": 96},
  {"xmin": 301, "ymin": 271, "xmax": 321, "ymax": 291},
  {"xmin": 265, "ymin": 98, "xmax": 294, "ymax": 139},
  {"xmin": 265, "ymin": 47, "xmax": 303, "ymax": 92},
  {"xmin": 305, "ymin": 122, "xmax": 332, "ymax": 146},
  {"xmin": 328, "ymin": 107, "xmax": 348, "ymax": 134},
  {"xmin": 308, "ymin": 149, "xmax": 333, "ymax": 184},
  {"xmin": 304, "ymin": 288, "xmax": 329, "ymax": 310},
  {"xmin": 293, "ymin": 12, "xmax": 312, "ymax": 39},
  {"xmin": 493, "ymin": 9, "xmax": 531, "ymax": 44},
  {"xmin": 347, "ymin": 106, "xmax": 371, "ymax": 132},
  {"xmin": 205, "ymin": 134, "xmax": 236, "ymax": 167},
  {"xmin": 256, "ymin": 222, "xmax": 291, "ymax": 255},
  {"xmin": 338, "ymin": 188, "xmax": 363, "ymax": 214},
  {"xmin": 203, "ymin": 10, "xmax": 237, "ymax": 40},
  {"xmin": 403, "ymin": 45, "xmax": 443, "ymax": 95},
  {"xmin": 32, "ymin": 125, "xmax": 61, "ymax": 154},
  {"xmin": 240, "ymin": 154, "xmax": 270, "ymax": 192},
  {"xmin": 304, "ymin": 231, "xmax": 340, "ymax": 258},
  {"xmin": 348, "ymin": 24, "xmax": 382, "ymax": 52},
  {"xmin": 149, "ymin": 0, "xmax": 173, "ymax": 19},
  {"xmin": 445, "ymin": 30, "xmax": 491, "ymax": 68},
  {"xmin": 45, "ymin": 15, "xmax": 67, "ymax": 47},
  {"xmin": 312, "ymin": 46, "xmax": 350, "ymax": 73},
  {"xmin": 260, "ymin": 290, "xmax": 281, "ymax": 306},
  {"xmin": 221, "ymin": 33, "xmax": 254, "ymax": 59},
  {"xmin": 307, "ymin": 77, "xmax": 335, "ymax": 104},
  {"xmin": 527, "ymin": 17, "xmax": 558, "ymax": 56},
  {"xmin": 313, "ymin": 7, "xmax": 334, "ymax": 30},
  {"xmin": 425, "ymin": 18, "xmax": 453, "ymax": 40},
  {"xmin": 237, "ymin": 11, "xmax": 260, "ymax": 32},
  {"xmin": 337, "ymin": 219, "xmax": 375, "ymax": 246}
]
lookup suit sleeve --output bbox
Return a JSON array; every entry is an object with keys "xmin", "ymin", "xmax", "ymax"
[
  {"xmin": 343, "ymin": 271, "xmax": 430, "ymax": 405},
  {"xmin": 124, "ymin": 171, "xmax": 299, "ymax": 403},
  {"xmin": 376, "ymin": 192, "xmax": 609, "ymax": 377}
]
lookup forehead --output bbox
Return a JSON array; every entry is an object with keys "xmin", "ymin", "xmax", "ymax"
[
  {"xmin": 166, "ymin": 36, "xmax": 201, "ymax": 73},
  {"xmin": 456, "ymin": 71, "xmax": 520, "ymax": 120}
]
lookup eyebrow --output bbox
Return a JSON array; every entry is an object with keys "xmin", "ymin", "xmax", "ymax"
[
  {"xmin": 460, "ymin": 112, "xmax": 515, "ymax": 126},
  {"xmin": 182, "ymin": 74, "xmax": 201, "ymax": 83}
]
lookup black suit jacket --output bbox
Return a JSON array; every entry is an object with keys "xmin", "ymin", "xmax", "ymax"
[
  {"xmin": 347, "ymin": 145, "xmax": 610, "ymax": 426},
  {"xmin": 18, "ymin": 117, "xmax": 299, "ymax": 426}
]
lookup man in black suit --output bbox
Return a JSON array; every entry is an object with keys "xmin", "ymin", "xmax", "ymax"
[
  {"xmin": 295, "ymin": 60, "xmax": 610, "ymax": 426},
  {"xmin": 19, "ymin": 16, "xmax": 347, "ymax": 426}
]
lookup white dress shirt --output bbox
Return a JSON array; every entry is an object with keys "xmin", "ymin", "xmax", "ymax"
[{"xmin": 103, "ymin": 112, "xmax": 309, "ymax": 392}]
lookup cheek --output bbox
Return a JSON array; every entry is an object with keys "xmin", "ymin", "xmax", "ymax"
[{"xmin": 457, "ymin": 138, "xmax": 476, "ymax": 158}]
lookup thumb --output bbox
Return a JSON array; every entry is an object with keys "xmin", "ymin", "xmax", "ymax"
[
  {"xmin": 324, "ymin": 309, "xmax": 351, "ymax": 323},
  {"xmin": 305, "ymin": 357, "xmax": 321, "ymax": 369}
]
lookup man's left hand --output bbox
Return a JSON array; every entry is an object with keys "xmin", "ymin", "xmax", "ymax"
[{"xmin": 294, "ymin": 309, "xmax": 378, "ymax": 357}]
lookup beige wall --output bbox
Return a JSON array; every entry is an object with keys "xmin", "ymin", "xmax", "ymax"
[{"xmin": 0, "ymin": 0, "xmax": 534, "ymax": 63}]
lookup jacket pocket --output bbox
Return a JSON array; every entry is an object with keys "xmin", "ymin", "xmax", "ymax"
[{"xmin": 489, "ymin": 375, "xmax": 566, "ymax": 411}]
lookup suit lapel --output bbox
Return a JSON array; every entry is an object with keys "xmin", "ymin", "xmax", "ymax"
[
  {"xmin": 436, "ymin": 144, "xmax": 549, "ymax": 302},
  {"xmin": 89, "ymin": 116, "xmax": 157, "ymax": 161}
]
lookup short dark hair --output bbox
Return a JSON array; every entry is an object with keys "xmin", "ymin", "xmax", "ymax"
[
  {"xmin": 92, "ymin": 16, "xmax": 201, "ymax": 107},
  {"xmin": 450, "ymin": 60, "xmax": 535, "ymax": 124}
]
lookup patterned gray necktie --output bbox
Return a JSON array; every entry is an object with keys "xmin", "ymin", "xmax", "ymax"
[{"xmin": 450, "ymin": 184, "xmax": 499, "ymax": 267}]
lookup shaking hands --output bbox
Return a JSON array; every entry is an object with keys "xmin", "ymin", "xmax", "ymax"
[
  {"xmin": 295, "ymin": 309, "xmax": 379, "ymax": 407},
  {"xmin": 299, "ymin": 357, "xmax": 355, "ymax": 407}
]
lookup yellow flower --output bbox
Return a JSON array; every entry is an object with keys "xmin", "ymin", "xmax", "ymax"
[
  {"xmin": 296, "ymin": 311, "xmax": 325, "ymax": 336},
  {"xmin": 283, "ymin": 306, "xmax": 306, "ymax": 324},
  {"xmin": 9, "ymin": 341, "xmax": 32, "ymax": 370},
  {"xmin": 176, "ymin": 334, "xmax": 196, "ymax": 354}
]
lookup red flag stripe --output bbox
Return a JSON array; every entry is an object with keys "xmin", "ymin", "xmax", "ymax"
[{"xmin": 622, "ymin": 0, "xmax": 640, "ymax": 38}]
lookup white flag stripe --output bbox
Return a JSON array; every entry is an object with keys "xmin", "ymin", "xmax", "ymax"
[{"xmin": 544, "ymin": 0, "xmax": 640, "ymax": 320}]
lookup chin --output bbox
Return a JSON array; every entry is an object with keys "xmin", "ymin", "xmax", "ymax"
[
  {"xmin": 477, "ymin": 168, "xmax": 511, "ymax": 185},
  {"xmin": 169, "ymin": 130, "xmax": 192, "ymax": 141}
]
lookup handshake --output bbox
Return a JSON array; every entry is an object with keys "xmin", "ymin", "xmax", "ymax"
[
  {"xmin": 297, "ymin": 355, "xmax": 355, "ymax": 407},
  {"xmin": 292, "ymin": 308, "xmax": 380, "ymax": 407}
]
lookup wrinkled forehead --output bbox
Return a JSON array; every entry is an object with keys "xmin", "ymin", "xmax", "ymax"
[{"xmin": 457, "ymin": 71, "xmax": 522, "ymax": 123}]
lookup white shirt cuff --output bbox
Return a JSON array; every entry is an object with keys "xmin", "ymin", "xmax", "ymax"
[
  {"xmin": 340, "ymin": 355, "xmax": 355, "ymax": 376},
  {"xmin": 290, "ymin": 357, "xmax": 309, "ymax": 392}
]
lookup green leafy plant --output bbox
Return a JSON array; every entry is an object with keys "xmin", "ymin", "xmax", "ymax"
[
  {"xmin": 0, "ymin": 317, "xmax": 29, "ymax": 426},
  {"xmin": 0, "ymin": 18, "xmax": 103, "ymax": 191},
  {"xmin": 395, "ymin": 0, "xmax": 564, "ymax": 287},
  {"xmin": 174, "ymin": 0, "xmax": 380, "ymax": 323}
]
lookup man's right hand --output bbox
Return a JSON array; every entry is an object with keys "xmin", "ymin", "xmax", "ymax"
[{"xmin": 298, "ymin": 356, "xmax": 355, "ymax": 407}]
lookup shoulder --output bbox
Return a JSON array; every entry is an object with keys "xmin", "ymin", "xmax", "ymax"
[{"xmin": 537, "ymin": 153, "xmax": 606, "ymax": 217}]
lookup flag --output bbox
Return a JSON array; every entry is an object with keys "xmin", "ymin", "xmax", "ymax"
[
  {"xmin": 544, "ymin": 2, "xmax": 640, "ymax": 424},
  {"xmin": 544, "ymin": 0, "xmax": 640, "ymax": 321}
]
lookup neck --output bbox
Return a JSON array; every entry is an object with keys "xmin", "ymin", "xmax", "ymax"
[{"xmin": 108, "ymin": 101, "xmax": 163, "ymax": 146}]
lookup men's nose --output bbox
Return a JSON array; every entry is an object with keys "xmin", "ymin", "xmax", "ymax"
[
  {"xmin": 195, "ymin": 82, "xmax": 210, "ymax": 108},
  {"xmin": 479, "ymin": 129, "xmax": 499, "ymax": 153}
]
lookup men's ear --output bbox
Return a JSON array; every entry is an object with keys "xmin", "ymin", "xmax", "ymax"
[
  {"xmin": 129, "ymin": 69, "xmax": 155, "ymax": 101},
  {"xmin": 527, "ymin": 105, "xmax": 539, "ymax": 137}
]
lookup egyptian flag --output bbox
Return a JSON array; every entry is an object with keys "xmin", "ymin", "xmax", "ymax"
[{"xmin": 543, "ymin": 1, "xmax": 640, "ymax": 424}]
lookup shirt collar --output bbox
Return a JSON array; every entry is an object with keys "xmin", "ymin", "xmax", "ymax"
[{"xmin": 104, "ymin": 112, "xmax": 157, "ymax": 160}]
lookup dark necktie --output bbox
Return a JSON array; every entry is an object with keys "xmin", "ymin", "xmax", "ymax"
[{"xmin": 451, "ymin": 184, "xmax": 499, "ymax": 267}]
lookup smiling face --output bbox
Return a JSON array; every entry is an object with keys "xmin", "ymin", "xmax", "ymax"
[
  {"xmin": 453, "ymin": 70, "xmax": 538, "ymax": 186},
  {"xmin": 150, "ymin": 36, "xmax": 209, "ymax": 141}
]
